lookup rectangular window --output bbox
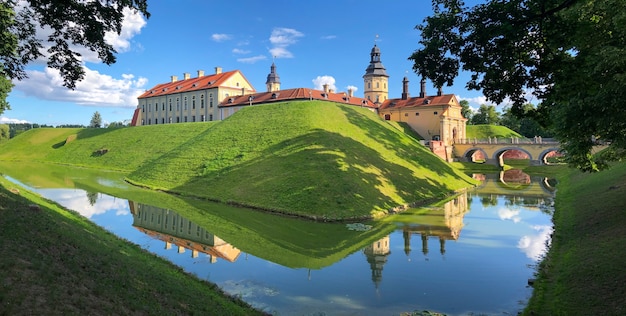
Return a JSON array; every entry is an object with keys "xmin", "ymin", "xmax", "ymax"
[{"xmin": 209, "ymin": 114, "xmax": 213, "ymax": 121}]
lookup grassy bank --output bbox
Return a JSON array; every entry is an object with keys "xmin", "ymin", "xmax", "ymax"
[
  {"xmin": 127, "ymin": 101, "xmax": 477, "ymax": 219},
  {"xmin": 0, "ymin": 101, "xmax": 478, "ymax": 220},
  {"xmin": 0, "ymin": 177, "xmax": 267, "ymax": 315},
  {"xmin": 523, "ymin": 161, "xmax": 626, "ymax": 315}
]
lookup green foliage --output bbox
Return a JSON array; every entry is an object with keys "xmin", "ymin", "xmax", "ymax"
[
  {"xmin": 459, "ymin": 99, "xmax": 472, "ymax": 121},
  {"xmin": 89, "ymin": 111, "xmax": 102, "ymax": 128},
  {"xmin": 1, "ymin": 0, "xmax": 149, "ymax": 89},
  {"xmin": 469, "ymin": 104, "xmax": 500, "ymax": 125},
  {"xmin": 411, "ymin": 0, "xmax": 626, "ymax": 171},
  {"xmin": 500, "ymin": 104, "xmax": 553, "ymax": 138},
  {"xmin": 0, "ymin": 124, "xmax": 8, "ymax": 141}
]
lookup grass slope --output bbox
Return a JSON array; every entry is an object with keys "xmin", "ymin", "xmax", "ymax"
[
  {"xmin": 524, "ymin": 162, "xmax": 626, "ymax": 315},
  {"xmin": 466, "ymin": 124, "xmax": 522, "ymax": 139},
  {"xmin": 127, "ymin": 101, "xmax": 477, "ymax": 219},
  {"xmin": 0, "ymin": 177, "xmax": 266, "ymax": 315},
  {"xmin": 0, "ymin": 124, "xmax": 215, "ymax": 171}
]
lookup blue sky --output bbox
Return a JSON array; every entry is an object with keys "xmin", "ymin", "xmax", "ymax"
[{"xmin": 3, "ymin": 0, "xmax": 491, "ymax": 126}]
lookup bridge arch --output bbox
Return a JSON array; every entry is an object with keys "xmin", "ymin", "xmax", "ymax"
[
  {"xmin": 493, "ymin": 147, "xmax": 533, "ymax": 166},
  {"xmin": 538, "ymin": 148, "xmax": 562, "ymax": 165},
  {"xmin": 461, "ymin": 148, "xmax": 489, "ymax": 163}
]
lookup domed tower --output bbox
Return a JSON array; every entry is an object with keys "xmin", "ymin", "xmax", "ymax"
[
  {"xmin": 363, "ymin": 44, "xmax": 389, "ymax": 104},
  {"xmin": 265, "ymin": 62, "xmax": 281, "ymax": 92}
]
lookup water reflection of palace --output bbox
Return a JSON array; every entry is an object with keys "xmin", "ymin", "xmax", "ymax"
[
  {"xmin": 129, "ymin": 202, "xmax": 241, "ymax": 263},
  {"xmin": 363, "ymin": 192, "xmax": 469, "ymax": 288}
]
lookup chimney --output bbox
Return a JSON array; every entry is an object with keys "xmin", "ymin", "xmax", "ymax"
[
  {"xmin": 171, "ymin": 75, "xmax": 178, "ymax": 83},
  {"xmin": 323, "ymin": 83, "xmax": 329, "ymax": 94},
  {"xmin": 183, "ymin": 72, "xmax": 190, "ymax": 80},
  {"xmin": 419, "ymin": 77, "xmax": 426, "ymax": 98},
  {"xmin": 329, "ymin": 88, "xmax": 334, "ymax": 94},
  {"xmin": 348, "ymin": 88, "xmax": 354, "ymax": 97},
  {"xmin": 197, "ymin": 70, "xmax": 204, "ymax": 78},
  {"xmin": 402, "ymin": 76, "xmax": 410, "ymax": 100},
  {"xmin": 215, "ymin": 66, "xmax": 222, "ymax": 74},
  {"xmin": 437, "ymin": 86, "xmax": 443, "ymax": 96}
]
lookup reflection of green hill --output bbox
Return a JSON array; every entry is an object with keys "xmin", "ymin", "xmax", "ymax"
[{"xmin": 0, "ymin": 162, "xmax": 394, "ymax": 269}]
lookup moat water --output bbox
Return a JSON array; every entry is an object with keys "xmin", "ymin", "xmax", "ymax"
[{"xmin": 1, "ymin": 163, "xmax": 555, "ymax": 315}]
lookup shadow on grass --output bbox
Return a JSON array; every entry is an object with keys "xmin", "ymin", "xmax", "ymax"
[{"xmin": 175, "ymin": 128, "xmax": 467, "ymax": 219}]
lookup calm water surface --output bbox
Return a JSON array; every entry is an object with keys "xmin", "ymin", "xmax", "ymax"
[{"xmin": 2, "ymin": 166, "xmax": 554, "ymax": 315}]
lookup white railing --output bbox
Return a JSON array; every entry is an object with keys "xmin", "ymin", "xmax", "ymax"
[{"xmin": 457, "ymin": 137, "xmax": 559, "ymax": 145}]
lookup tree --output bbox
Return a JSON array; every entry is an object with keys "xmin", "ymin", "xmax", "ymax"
[
  {"xmin": 501, "ymin": 104, "xmax": 554, "ymax": 138},
  {"xmin": 470, "ymin": 104, "xmax": 500, "ymax": 125},
  {"xmin": 0, "ymin": 1, "xmax": 150, "ymax": 116},
  {"xmin": 90, "ymin": 111, "xmax": 102, "ymax": 128},
  {"xmin": 459, "ymin": 99, "xmax": 473, "ymax": 122},
  {"xmin": 0, "ymin": 124, "xmax": 9, "ymax": 142},
  {"xmin": 410, "ymin": 0, "xmax": 626, "ymax": 171}
]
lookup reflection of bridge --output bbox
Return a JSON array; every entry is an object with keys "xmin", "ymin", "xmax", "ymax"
[{"xmin": 453, "ymin": 137, "xmax": 561, "ymax": 167}]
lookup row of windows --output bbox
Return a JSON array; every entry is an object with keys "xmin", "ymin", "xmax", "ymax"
[
  {"xmin": 403, "ymin": 111, "xmax": 438, "ymax": 117},
  {"xmin": 142, "ymin": 95, "xmax": 214, "ymax": 112},
  {"xmin": 366, "ymin": 81, "xmax": 387, "ymax": 89},
  {"xmin": 141, "ymin": 114, "xmax": 213, "ymax": 125}
]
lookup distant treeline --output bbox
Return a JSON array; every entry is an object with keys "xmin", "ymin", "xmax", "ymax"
[{"xmin": 1, "ymin": 121, "xmax": 129, "ymax": 140}]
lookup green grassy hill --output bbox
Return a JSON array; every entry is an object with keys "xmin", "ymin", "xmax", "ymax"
[
  {"xmin": 0, "ymin": 123, "xmax": 215, "ymax": 171},
  {"xmin": 127, "ymin": 101, "xmax": 476, "ymax": 219},
  {"xmin": 466, "ymin": 124, "xmax": 522, "ymax": 139},
  {"xmin": 0, "ymin": 100, "xmax": 477, "ymax": 220}
]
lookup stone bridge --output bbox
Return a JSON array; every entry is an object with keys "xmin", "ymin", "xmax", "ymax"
[{"xmin": 452, "ymin": 137, "xmax": 562, "ymax": 167}]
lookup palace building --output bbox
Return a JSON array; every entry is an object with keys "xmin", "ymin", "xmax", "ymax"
[
  {"xmin": 131, "ymin": 44, "xmax": 467, "ymax": 161},
  {"xmin": 131, "ymin": 67, "xmax": 256, "ymax": 126}
]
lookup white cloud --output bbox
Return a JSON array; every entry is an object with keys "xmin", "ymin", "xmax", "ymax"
[
  {"xmin": 518, "ymin": 225, "xmax": 553, "ymax": 261},
  {"xmin": 269, "ymin": 47, "xmax": 293, "ymax": 59},
  {"xmin": 268, "ymin": 27, "xmax": 303, "ymax": 59},
  {"xmin": 321, "ymin": 35, "xmax": 337, "ymax": 40},
  {"xmin": 237, "ymin": 55, "xmax": 267, "ymax": 64},
  {"xmin": 269, "ymin": 27, "xmax": 303, "ymax": 45},
  {"xmin": 0, "ymin": 117, "xmax": 30, "ymax": 124},
  {"xmin": 212, "ymin": 33, "xmax": 232, "ymax": 42},
  {"xmin": 103, "ymin": 8, "xmax": 147, "ymax": 54},
  {"xmin": 50, "ymin": 190, "xmax": 130, "ymax": 219},
  {"xmin": 312, "ymin": 76, "xmax": 336, "ymax": 91},
  {"xmin": 13, "ymin": 66, "xmax": 148, "ymax": 108},
  {"xmin": 497, "ymin": 207, "xmax": 521, "ymax": 223},
  {"xmin": 232, "ymin": 48, "xmax": 250, "ymax": 54},
  {"xmin": 16, "ymin": 4, "xmax": 147, "ymax": 64}
]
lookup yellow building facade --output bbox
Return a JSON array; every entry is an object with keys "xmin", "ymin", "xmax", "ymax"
[{"xmin": 133, "ymin": 67, "xmax": 256, "ymax": 126}]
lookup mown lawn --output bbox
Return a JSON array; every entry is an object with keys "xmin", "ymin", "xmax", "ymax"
[
  {"xmin": 0, "ymin": 177, "xmax": 268, "ymax": 315},
  {"xmin": 523, "ymin": 161, "xmax": 626, "ymax": 315}
]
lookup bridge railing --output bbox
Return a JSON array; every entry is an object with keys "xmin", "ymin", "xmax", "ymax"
[{"xmin": 456, "ymin": 137, "xmax": 559, "ymax": 145}]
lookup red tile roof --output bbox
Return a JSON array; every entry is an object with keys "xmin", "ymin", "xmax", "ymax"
[
  {"xmin": 219, "ymin": 87, "xmax": 378, "ymax": 108},
  {"xmin": 130, "ymin": 108, "xmax": 140, "ymax": 126},
  {"xmin": 137, "ymin": 70, "xmax": 254, "ymax": 99},
  {"xmin": 379, "ymin": 94, "xmax": 457, "ymax": 110}
]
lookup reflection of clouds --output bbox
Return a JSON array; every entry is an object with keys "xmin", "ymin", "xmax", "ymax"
[
  {"xmin": 42, "ymin": 189, "xmax": 129, "ymax": 218},
  {"xmin": 497, "ymin": 207, "xmax": 521, "ymax": 223},
  {"xmin": 285, "ymin": 294, "xmax": 365, "ymax": 312},
  {"xmin": 518, "ymin": 225, "xmax": 553, "ymax": 261}
]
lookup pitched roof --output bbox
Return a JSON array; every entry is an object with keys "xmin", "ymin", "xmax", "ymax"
[
  {"xmin": 378, "ymin": 94, "xmax": 457, "ymax": 110},
  {"xmin": 219, "ymin": 87, "xmax": 378, "ymax": 108},
  {"xmin": 137, "ymin": 70, "xmax": 252, "ymax": 99}
]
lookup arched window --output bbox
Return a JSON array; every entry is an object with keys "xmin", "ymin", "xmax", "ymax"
[
  {"xmin": 192, "ymin": 96, "xmax": 196, "ymax": 109},
  {"xmin": 200, "ymin": 95, "xmax": 205, "ymax": 108}
]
